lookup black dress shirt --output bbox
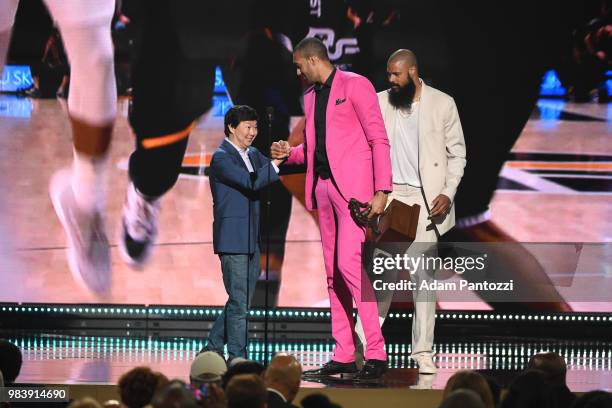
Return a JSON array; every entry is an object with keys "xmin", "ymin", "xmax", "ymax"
[{"xmin": 314, "ymin": 68, "xmax": 336, "ymax": 180}]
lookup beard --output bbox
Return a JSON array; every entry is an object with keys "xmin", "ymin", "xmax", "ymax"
[{"xmin": 388, "ymin": 80, "xmax": 416, "ymax": 110}]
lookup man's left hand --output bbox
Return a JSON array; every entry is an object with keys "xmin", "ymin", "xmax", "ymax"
[
  {"xmin": 429, "ymin": 194, "xmax": 451, "ymax": 218},
  {"xmin": 367, "ymin": 191, "xmax": 388, "ymax": 219}
]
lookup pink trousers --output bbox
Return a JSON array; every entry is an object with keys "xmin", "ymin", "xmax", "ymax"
[{"xmin": 315, "ymin": 177, "xmax": 387, "ymax": 362}]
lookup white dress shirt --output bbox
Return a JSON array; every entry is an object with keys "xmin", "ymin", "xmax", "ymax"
[{"xmin": 226, "ymin": 138, "xmax": 279, "ymax": 173}]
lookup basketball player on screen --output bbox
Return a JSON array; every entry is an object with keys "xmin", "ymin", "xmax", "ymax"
[{"xmin": 0, "ymin": 0, "xmax": 117, "ymax": 297}]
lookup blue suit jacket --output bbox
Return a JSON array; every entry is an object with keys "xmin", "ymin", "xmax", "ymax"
[{"xmin": 210, "ymin": 139, "xmax": 280, "ymax": 254}]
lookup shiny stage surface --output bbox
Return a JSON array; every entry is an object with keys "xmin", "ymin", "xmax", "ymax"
[{"xmin": 6, "ymin": 333, "xmax": 612, "ymax": 392}]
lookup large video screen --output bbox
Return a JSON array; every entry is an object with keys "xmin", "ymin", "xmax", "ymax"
[{"xmin": 0, "ymin": 0, "xmax": 610, "ymax": 312}]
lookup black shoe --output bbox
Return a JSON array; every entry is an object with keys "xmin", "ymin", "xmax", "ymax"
[
  {"xmin": 303, "ymin": 360, "xmax": 358, "ymax": 377},
  {"xmin": 353, "ymin": 359, "xmax": 388, "ymax": 381}
]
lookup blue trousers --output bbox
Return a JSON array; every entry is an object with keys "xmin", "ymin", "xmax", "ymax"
[{"xmin": 206, "ymin": 248, "xmax": 260, "ymax": 358}]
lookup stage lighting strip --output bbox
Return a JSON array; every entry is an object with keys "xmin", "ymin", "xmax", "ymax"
[
  {"xmin": 6, "ymin": 335, "xmax": 611, "ymax": 371},
  {"xmin": 0, "ymin": 306, "xmax": 148, "ymax": 315},
  {"xmin": 9, "ymin": 335, "xmax": 610, "ymax": 355},
  {"xmin": 1, "ymin": 305, "xmax": 611, "ymax": 323}
]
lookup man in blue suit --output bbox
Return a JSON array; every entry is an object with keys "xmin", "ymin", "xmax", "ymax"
[{"xmin": 206, "ymin": 105, "xmax": 283, "ymax": 361}]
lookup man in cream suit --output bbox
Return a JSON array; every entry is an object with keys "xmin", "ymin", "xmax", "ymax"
[{"xmin": 355, "ymin": 49, "xmax": 466, "ymax": 374}]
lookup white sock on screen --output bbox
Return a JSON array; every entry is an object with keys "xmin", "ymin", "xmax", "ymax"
[{"xmin": 71, "ymin": 149, "xmax": 108, "ymax": 212}]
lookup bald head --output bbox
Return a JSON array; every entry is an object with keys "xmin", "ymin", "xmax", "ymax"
[
  {"xmin": 386, "ymin": 49, "xmax": 420, "ymax": 108},
  {"xmin": 264, "ymin": 354, "xmax": 302, "ymax": 403},
  {"xmin": 527, "ymin": 352, "xmax": 567, "ymax": 386},
  {"xmin": 388, "ymin": 49, "xmax": 418, "ymax": 68}
]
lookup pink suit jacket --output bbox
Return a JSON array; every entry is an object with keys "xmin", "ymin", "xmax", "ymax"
[{"xmin": 287, "ymin": 69, "xmax": 392, "ymax": 210}]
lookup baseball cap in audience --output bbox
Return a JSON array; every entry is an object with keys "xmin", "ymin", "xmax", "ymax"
[{"xmin": 190, "ymin": 351, "xmax": 227, "ymax": 383}]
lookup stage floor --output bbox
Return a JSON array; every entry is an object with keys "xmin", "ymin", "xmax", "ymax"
[
  {"xmin": 0, "ymin": 96, "xmax": 610, "ymax": 309},
  {"xmin": 7, "ymin": 333, "xmax": 612, "ymax": 393}
]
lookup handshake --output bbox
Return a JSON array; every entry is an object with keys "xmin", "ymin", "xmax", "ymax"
[{"xmin": 270, "ymin": 140, "xmax": 291, "ymax": 160}]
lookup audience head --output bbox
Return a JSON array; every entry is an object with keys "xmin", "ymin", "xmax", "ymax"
[
  {"xmin": 485, "ymin": 376, "xmax": 502, "ymax": 408},
  {"xmin": 118, "ymin": 366, "xmax": 169, "ymax": 408},
  {"xmin": 501, "ymin": 369, "xmax": 554, "ymax": 408},
  {"xmin": 443, "ymin": 370, "xmax": 495, "ymax": 408},
  {"xmin": 223, "ymin": 360, "xmax": 265, "ymax": 389},
  {"xmin": 439, "ymin": 389, "xmax": 486, "ymax": 408},
  {"xmin": 225, "ymin": 374, "xmax": 267, "ymax": 408},
  {"xmin": 190, "ymin": 351, "xmax": 227, "ymax": 388},
  {"xmin": 528, "ymin": 352, "xmax": 568, "ymax": 386},
  {"xmin": 68, "ymin": 398, "xmax": 103, "ymax": 408},
  {"xmin": 572, "ymin": 391, "xmax": 612, "ymax": 408},
  {"xmin": 0, "ymin": 340, "xmax": 22, "ymax": 385},
  {"xmin": 264, "ymin": 353, "xmax": 302, "ymax": 403},
  {"xmin": 152, "ymin": 380, "xmax": 199, "ymax": 408},
  {"xmin": 528, "ymin": 354, "xmax": 576, "ymax": 408},
  {"xmin": 301, "ymin": 393, "xmax": 342, "ymax": 408}
]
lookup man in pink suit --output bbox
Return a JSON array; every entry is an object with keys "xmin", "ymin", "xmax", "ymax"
[{"xmin": 272, "ymin": 37, "xmax": 392, "ymax": 380}]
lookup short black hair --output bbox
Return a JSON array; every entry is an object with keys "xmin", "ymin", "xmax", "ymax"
[
  {"xmin": 118, "ymin": 366, "xmax": 168, "ymax": 408},
  {"xmin": 224, "ymin": 105, "xmax": 258, "ymax": 137},
  {"xmin": 222, "ymin": 360, "xmax": 265, "ymax": 389},
  {"xmin": 0, "ymin": 340, "xmax": 22, "ymax": 384},
  {"xmin": 225, "ymin": 374, "xmax": 267, "ymax": 408},
  {"xmin": 294, "ymin": 37, "xmax": 329, "ymax": 61}
]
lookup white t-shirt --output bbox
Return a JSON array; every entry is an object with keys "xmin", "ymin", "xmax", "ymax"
[{"xmin": 392, "ymin": 102, "xmax": 421, "ymax": 187}]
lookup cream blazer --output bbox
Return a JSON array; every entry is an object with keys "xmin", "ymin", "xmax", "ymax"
[{"xmin": 378, "ymin": 81, "xmax": 466, "ymax": 235}]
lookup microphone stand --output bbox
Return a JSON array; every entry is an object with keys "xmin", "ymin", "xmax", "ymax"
[
  {"xmin": 264, "ymin": 106, "xmax": 274, "ymax": 367},
  {"xmin": 246, "ymin": 157, "xmax": 252, "ymax": 363}
]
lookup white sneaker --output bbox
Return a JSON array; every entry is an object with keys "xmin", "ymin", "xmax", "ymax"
[
  {"xmin": 411, "ymin": 353, "xmax": 437, "ymax": 374},
  {"xmin": 119, "ymin": 182, "xmax": 159, "ymax": 267},
  {"xmin": 50, "ymin": 169, "xmax": 111, "ymax": 298},
  {"xmin": 410, "ymin": 373, "xmax": 436, "ymax": 389}
]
